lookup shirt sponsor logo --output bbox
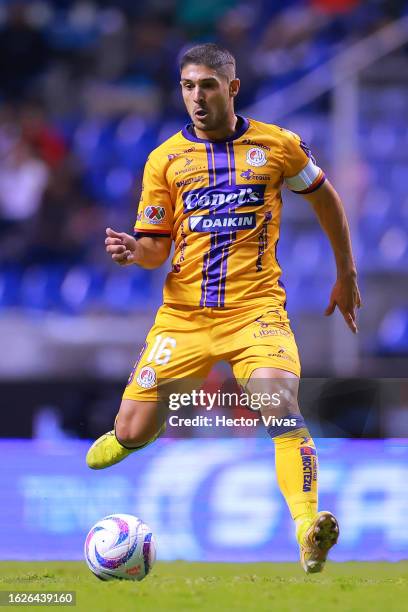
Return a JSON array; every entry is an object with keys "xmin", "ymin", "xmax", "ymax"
[
  {"xmin": 256, "ymin": 211, "xmax": 272, "ymax": 271},
  {"xmin": 176, "ymin": 175, "xmax": 204, "ymax": 188},
  {"xmin": 267, "ymin": 347, "xmax": 297, "ymax": 364},
  {"xmin": 144, "ymin": 205, "xmax": 166, "ymax": 224},
  {"xmin": 246, "ymin": 147, "xmax": 267, "ymax": 167},
  {"xmin": 255, "ymin": 309, "xmax": 283, "ymax": 328},
  {"xmin": 127, "ymin": 342, "xmax": 147, "ymax": 386},
  {"xmin": 300, "ymin": 140, "xmax": 317, "ymax": 164},
  {"xmin": 253, "ymin": 328, "xmax": 291, "ymax": 339},
  {"xmin": 183, "ymin": 185, "xmax": 266, "ymax": 212},
  {"xmin": 175, "ymin": 165, "xmax": 206, "ymax": 176},
  {"xmin": 167, "ymin": 147, "xmax": 196, "ymax": 161},
  {"xmin": 253, "ymin": 311, "xmax": 291, "ymax": 339},
  {"xmin": 252, "ymin": 327, "xmax": 290, "ymax": 338},
  {"xmin": 241, "ymin": 168, "xmax": 270, "ymax": 181},
  {"xmin": 136, "ymin": 366, "xmax": 156, "ymax": 389},
  {"xmin": 189, "ymin": 213, "xmax": 256, "ymax": 233},
  {"xmin": 242, "ymin": 139, "xmax": 271, "ymax": 151}
]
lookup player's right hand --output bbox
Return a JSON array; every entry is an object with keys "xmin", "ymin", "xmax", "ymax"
[
  {"xmin": 105, "ymin": 227, "xmax": 137, "ymax": 265},
  {"xmin": 324, "ymin": 274, "xmax": 362, "ymax": 334}
]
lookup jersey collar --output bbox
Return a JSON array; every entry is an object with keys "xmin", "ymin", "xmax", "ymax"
[{"xmin": 181, "ymin": 115, "xmax": 250, "ymax": 143}]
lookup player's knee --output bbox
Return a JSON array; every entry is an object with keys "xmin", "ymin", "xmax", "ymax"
[
  {"xmin": 247, "ymin": 369, "xmax": 300, "ymax": 416},
  {"xmin": 115, "ymin": 417, "xmax": 159, "ymax": 447},
  {"xmin": 276, "ymin": 389, "xmax": 299, "ymax": 415}
]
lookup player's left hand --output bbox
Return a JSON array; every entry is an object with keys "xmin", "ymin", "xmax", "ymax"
[{"xmin": 325, "ymin": 274, "xmax": 362, "ymax": 333}]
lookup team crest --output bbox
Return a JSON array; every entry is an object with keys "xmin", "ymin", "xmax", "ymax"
[
  {"xmin": 144, "ymin": 206, "xmax": 166, "ymax": 224},
  {"xmin": 136, "ymin": 366, "xmax": 156, "ymax": 388},
  {"xmin": 246, "ymin": 147, "xmax": 267, "ymax": 167}
]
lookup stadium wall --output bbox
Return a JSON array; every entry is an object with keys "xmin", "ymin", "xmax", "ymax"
[{"xmin": 2, "ymin": 439, "xmax": 407, "ymax": 562}]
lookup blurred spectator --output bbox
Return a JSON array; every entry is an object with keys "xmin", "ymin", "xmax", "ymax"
[
  {"xmin": 92, "ymin": 7, "xmax": 130, "ymax": 81},
  {"xmin": 0, "ymin": 2, "xmax": 50, "ymax": 99},
  {"xmin": 20, "ymin": 103, "xmax": 68, "ymax": 169},
  {"xmin": 0, "ymin": 137, "xmax": 49, "ymax": 264},
  {"xmin": 30, "ymin": 161, "xmax": 102, "ymax": 265},
  {"xmin": 0, "ymin": 139, "xmax": 49, "ymax": 223},
  {"xmin": 127, "ymin": 17, "xmax": 181, "ymax": 89},
  {"xmin": 311, "ymin": 0, "xmax": 361, "ymax": 12},
  {"xmin": 253, "ymin": 5, "xmax": 329, "ymax": 81},
  {"xmin": 176, "ymin": 0, "xmax": 238, "ymax": 37},
  {"xmin": 217, "ymin": 5, "xmax": 260, "ymax": 107},
  {"xmin": 0, "ymin": 104, "xmax": 19, "ymax": 159}
]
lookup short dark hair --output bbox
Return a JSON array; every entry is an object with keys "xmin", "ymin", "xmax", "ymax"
[{"xmin": 179, "ymin": 43, "xmax": 236, "ymax": 80}]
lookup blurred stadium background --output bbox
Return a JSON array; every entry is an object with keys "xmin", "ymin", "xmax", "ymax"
[{"xmin": 0, "ymin": 0, "xmax": 407, "ymax": 563}]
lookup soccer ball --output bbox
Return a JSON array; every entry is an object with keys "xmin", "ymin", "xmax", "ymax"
[{"xmin": 84, "ymin": 514, "xmax": 156, "ymax": 581}]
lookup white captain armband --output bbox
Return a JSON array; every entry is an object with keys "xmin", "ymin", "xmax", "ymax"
[{"xmin": 285, "ymin": 158, "xmax": 326, "ymax": 194}]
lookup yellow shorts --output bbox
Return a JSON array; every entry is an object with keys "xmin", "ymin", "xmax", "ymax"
[{"xmin": 123, "ymin": 301, "xmax": 301, "ymax": 402}]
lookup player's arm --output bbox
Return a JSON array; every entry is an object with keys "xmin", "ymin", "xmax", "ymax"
[
  {"xmin": 107, "ymin": 150, "xmax": 173, "ymax": 269},
  {"xmin": 105, "ymin": 227, "xmax": 171, "ymax": 269},
  {"xmin": 302, "ymin": 180, "xmax": 362, "ymax": 334},
  {"xmin": 282, "ymin": 130, "xmax": 361, "ymax": 333}
]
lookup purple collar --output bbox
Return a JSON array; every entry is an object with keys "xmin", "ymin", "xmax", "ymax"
[{"xmin": 181, "ymin": 115, "xmax": 250, "ymax": 143}]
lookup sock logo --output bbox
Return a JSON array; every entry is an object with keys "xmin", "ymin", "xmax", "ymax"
[
  {"xmin": 300, "ymin": 447, "xmax": 317, "ymax": 492},
  {"xmin": 300, "ymin": 447, "xmax": 316, "ymax": 455}
]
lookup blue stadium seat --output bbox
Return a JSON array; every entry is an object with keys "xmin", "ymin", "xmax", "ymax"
[
  {"xmin": 285, "ymin": 275, "xmax": 329, "ymax": 313},
  {"xmin": 59, "ymin": 266, "xmax": 104, "ymax": 313},
  {"xmin": 102, "ymin": 267, "xmax": 151, "ymax": 312},
  {"xmin": 19, "ymin": 266, "xmax": 66, "ymax": 311},
  {"xmin": 113, "ymin": 117, "xmax": 158, "ymax": 169},
  {"xmin": 104, "ymin": 166, "xmax": 134, "ymax": 202},
  {"xmin": 378, "ymin": 309, "xmax": 408, "ymax": 354},
  {"xmin": 0, "ymin": 268, "xmax": 22, "ymax": 309},
  {"xmin": 378, "ymin": 227, "xmax": 408, "ymax": 271}
]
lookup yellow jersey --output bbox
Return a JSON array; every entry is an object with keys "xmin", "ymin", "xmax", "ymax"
[{"xmin": 134, "ymin": 116, "xmax": 325, "ymax": 308}]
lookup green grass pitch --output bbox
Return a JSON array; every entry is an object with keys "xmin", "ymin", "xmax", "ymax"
[{"xmin": 1, "ymin": 561, "xmax": 407, "ymax": 612}]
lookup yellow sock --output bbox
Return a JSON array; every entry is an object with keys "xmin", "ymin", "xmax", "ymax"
[{"xmin": 272, "ymin": 427, "xmax": 318, "ymax": 533}]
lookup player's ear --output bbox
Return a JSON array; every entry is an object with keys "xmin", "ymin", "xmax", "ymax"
[{"xmin": 229, "ymin": 78, "xmax": 240, "ymax": 98}]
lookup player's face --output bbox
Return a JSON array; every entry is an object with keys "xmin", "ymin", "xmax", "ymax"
[{"xmin": 180, "ymin": 64, "xmax": 238, "ymax": 134}]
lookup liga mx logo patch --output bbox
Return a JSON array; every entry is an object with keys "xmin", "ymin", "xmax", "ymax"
[{"xmin": 144, "ymin": 206, "xmax": 166, "ymax": 224}]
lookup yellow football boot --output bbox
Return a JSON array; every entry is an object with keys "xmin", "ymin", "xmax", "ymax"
[
  {"xmin": 297, "ymin": 511, "xmax": 339, "ymax": 574},
  {"xmin": 86, "ymin": 423, "xmax": 166, "ymax": 470}
]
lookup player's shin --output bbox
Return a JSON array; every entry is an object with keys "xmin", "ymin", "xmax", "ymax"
[{"xmin": 268, "ymin": 415, "xmax": 318, "ymax": 534}]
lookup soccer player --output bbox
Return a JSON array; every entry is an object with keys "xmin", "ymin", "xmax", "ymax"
[{"xmin": 86, "ymin": 44, "xmax": 361, "ymax": 573}]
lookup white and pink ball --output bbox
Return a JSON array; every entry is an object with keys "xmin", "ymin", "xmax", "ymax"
[{"xmin": 84, "ymin": 514, "xmax": 156, "ymax": 581}]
